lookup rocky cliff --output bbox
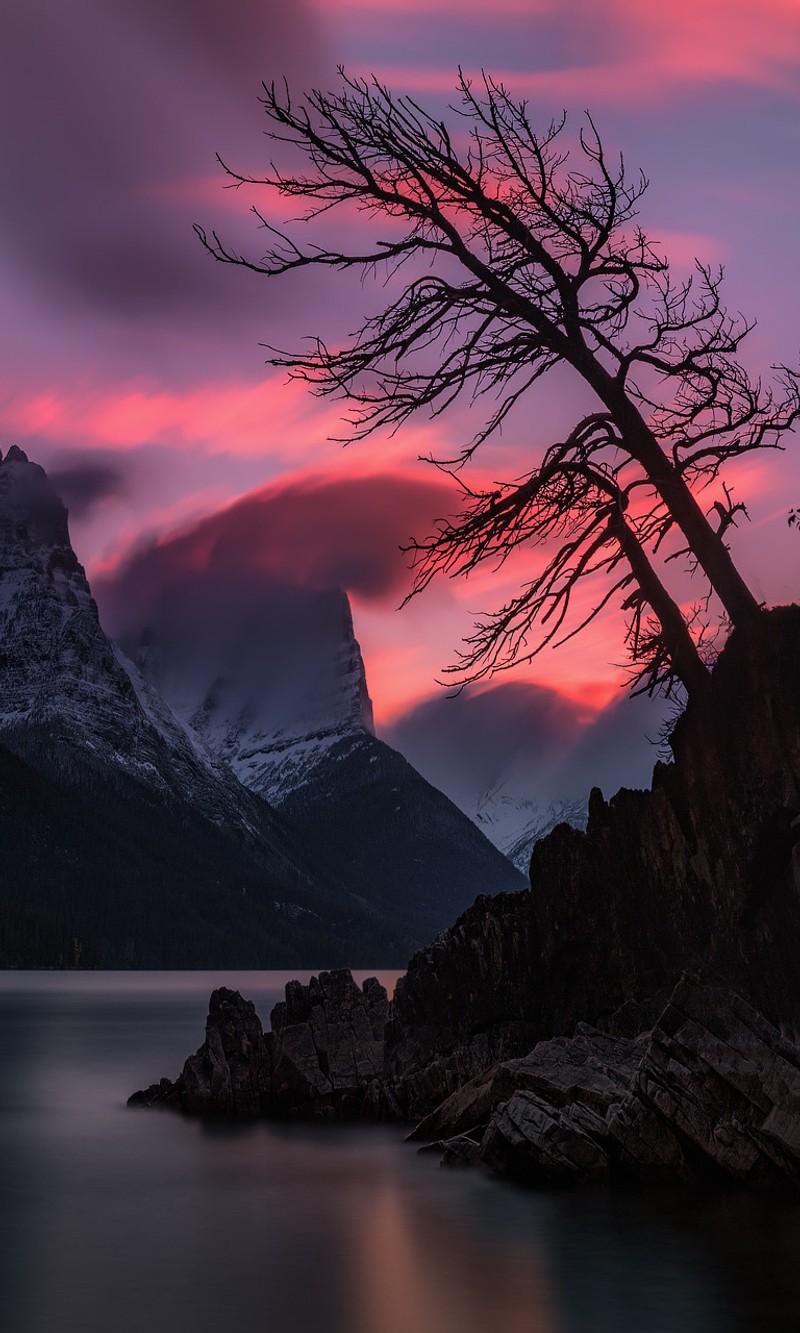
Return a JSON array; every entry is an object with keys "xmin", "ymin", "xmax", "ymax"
[{"xmin": 382, "ymin": 607, "xmax": 800, "ymax": 1115}]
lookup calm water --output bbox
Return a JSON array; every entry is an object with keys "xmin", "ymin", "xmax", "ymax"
[{"xmin": 2, "ymin": 973, "xmax": 800, "ymax": 1333}]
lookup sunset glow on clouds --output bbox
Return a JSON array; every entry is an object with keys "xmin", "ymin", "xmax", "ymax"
[{"xmin": 2, "ymin": 0, "xmax": 799, "ymax": 762}]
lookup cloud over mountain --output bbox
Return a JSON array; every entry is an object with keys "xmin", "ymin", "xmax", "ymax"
[{"xmin": 96, "ymin": 470, "xmax": 455, "ymax": 636}]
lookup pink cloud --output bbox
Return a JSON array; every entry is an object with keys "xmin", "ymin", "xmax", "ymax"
[
  {"xmin": 0, "ymin": 368, "xmax": 462, "ymax": 475},
  {"xmin": 97, "ymin": 469, "xmax": 457, "ymax": 615},
  {"xmin": 349, "ymin": 0, "xmax": 800, "ymax": 104},
  {"xmin": 0, "ymin": 377, "xmax": 397, "ymax": 473}
]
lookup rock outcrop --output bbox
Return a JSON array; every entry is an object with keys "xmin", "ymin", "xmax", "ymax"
[
  {"xmin": 380, "ymin": 609, "xmax": 800, "ymax": 1115},
  {"xmin": 130, "ymin": 972, "xmax": 396, "ymax": 1120},
  {"xmin": 408, "ymin": 1024, "xmax": 647, "ymax": 1149},
  {"xmin": 386, "ymin": 891, "xmax": 542, "ymax": 1120},
  {"xmin": 268, "ymin": 970, "xmax": 393, "ymax": 1119},
  {"xmin": 130, "ymin": 610, "xmax": 800, "ymax": 1192}
]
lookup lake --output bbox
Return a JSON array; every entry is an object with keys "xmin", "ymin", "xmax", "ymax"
[{"xmin": 1, "ymin": 972, "xmax": 799, "ymax": 1333}]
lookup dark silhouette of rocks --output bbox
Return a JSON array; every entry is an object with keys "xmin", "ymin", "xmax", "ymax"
[
  {"xmin": 131, "ymin": 609, "xmax": 800, "ymax": 1189},
  {"xmin": 131, "ymin": 968, "xmax": 800, "ymax": 1188},
  {"xmin": 384, "ymin": 609, "xmax": 800, "ymax": 1122},
  {"xmin": 407, "ymin": 1026, "xmax": 647, "ymax": 1149},
  {"xmin": 130, "ymin": 972, "xmax": 395, "ymax": 1120}
]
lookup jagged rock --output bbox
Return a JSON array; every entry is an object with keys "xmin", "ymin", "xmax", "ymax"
[
  {"xmin": 440, "ymin": 1134, "xmax": 482, "ymax": 1168},
  {"xmin": 130, "ymin": 969, "xmax": 800, "ymax": 1190},
  {"xmin": 481, "ymin": 1091, "xmax": 612, "ymax": 1183},
  {"xmin": 386, "ymin": 891, "xmax": 541, "ymax": 1120},
  {"xmin": 127, "ymin": 613, "xmax": 800, "ymax": 1194},
  {"xmin": 409, "ymin": 1025, "xmax": 647, "ymax": 1145},
  {"xmin": 129, "ymin": 971, "xmax": 396, "ymax": 1121},
  {"xmin": 479, "ymin": 972, "xmax": 800, "ymax": 1188},
  {"xmin": 606, "ymin": 971, "xmax": 800, "ymax": 1186},
  {"xmin": 127, "ymin": 1077, "xmax": 180, "ymax": 1110},
  {"xmin": 180, "ymin": 987, "xmax": 270, "ymax": 1115},
  {"xmin": 267, "ymin": 970, "xmax": 392, "ymax": 1119},
  {"xmin": 529, "ymin": 610, "xmax": 800, "ymax": 1034},
  {"xmin": 382, "ymin": 610, "xmax": 800, "ymax": 1110},
  {"xmin": 129, "ymin": 988, "xmax": 270, "ymax": 1115}
]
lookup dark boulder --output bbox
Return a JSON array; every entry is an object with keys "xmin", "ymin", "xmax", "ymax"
[
  {"xmin": 606, "ymin": 970, "xmax": 800, "ymax": 1186},
  {"xmin": 128, "ymin": 987, "xmax": 270, "ymax": 1115},
  {"xmin": 409, "ymin": 1024, "xmax": 647, "ymax": 1146},
  {"xmin": 180, "ymin": 986, "xmax": 270, "ymax": 1115}
]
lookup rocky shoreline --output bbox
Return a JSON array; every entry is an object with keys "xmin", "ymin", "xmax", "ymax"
[{"xmin": 129, "ymin": 967, "xmax": 800, "ymax": 1189}]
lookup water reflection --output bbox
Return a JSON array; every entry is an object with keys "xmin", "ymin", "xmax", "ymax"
[
  {"xmin": 1, "ymin": 974, "xmax": 799, "ymax": 1333},
  {"xmin": 348, "ymin": 1176, "xmax": 559, "ymax": 1333}
]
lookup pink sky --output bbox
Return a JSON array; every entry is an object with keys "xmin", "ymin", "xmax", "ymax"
[{"xmin": 2, "ymin": 0, "xmax": 799, "ymax": 733}]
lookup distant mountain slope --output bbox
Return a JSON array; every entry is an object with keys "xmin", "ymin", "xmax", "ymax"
[
  {"xmin": 0, "ymin": 741, "xmax": 415, "ymax": 968},
  {"xmin": 272, "ymin": 732, "xmax": 526, "ymax": 942},
  {"xmin": 386, "ymin": 682, "xmax": 666, "ymax": 871}
]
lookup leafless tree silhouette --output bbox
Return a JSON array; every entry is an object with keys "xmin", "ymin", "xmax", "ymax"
[{"xmin": 196, "ymin": 69, "xmax": 799, "ymax": 696}]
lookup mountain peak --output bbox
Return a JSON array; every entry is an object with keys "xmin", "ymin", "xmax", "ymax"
[
  {"xmin": 119, "ymin": 574, "xmax": 376, "ymax": 800},
  {"xmin": 0, "ymin": 448, "xmax": 261, "ymax": 826}
]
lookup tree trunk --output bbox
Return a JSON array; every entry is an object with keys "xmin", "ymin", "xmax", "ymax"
[
  {"xmin": 609, "ymin": 507, "xmax": 710, "ymax": 698},
  {"xmin": 574, "ymin": 352, "xmax": 763, "ymax": 632}
]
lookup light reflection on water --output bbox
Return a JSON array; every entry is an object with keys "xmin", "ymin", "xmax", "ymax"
[{"xmin": 1, "ymin": 973, "xmax": 798, "ymax": 1333}]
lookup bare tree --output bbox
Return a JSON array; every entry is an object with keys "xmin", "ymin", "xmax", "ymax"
[{"xmin": 196, "ymin": 70, "xmax": 799, "ymax": 696}]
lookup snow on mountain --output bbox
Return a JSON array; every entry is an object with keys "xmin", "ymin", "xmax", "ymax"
[
  {"xmin": 386, "ymin": 682, "xmax": 666, "ymax": 873},
  {"xmin": 0, "ymin": 446, "xmax": 281, "ymax": 831},
  {"xmin": 121, "ymin": 575, "xmax": 375, "ymax": 804},
  {"xmin": 0, "ymin": 446, "xmax": 434, "ymax": 966},
  {"xmin": 471, "ymin": 779, "xmax": 588, "ymax": 871}
]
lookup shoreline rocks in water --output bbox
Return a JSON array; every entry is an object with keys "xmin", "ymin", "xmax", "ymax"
[
  {"xmin": 130, "ymin": 970, "xmax": 397, "ymax": 1120},
  {"xmin": 129, "ymin": 967, "xmax": 800, "ymax": 1190}
]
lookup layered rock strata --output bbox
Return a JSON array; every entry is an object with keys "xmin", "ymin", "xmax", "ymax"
[{"xmin": 479, "ymin": 970, "xmax": 800, "ymax": 1188}]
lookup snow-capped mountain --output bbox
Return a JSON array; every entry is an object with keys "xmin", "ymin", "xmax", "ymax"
[
  {"xmin": 0, "ymin": 445, "xmax": 261, "ymax": 828},
  {"xmin": 472, "ymin": 781, "xmax": 588, "ymax": 871},
  {"xmin": 386, "ymin": 682, "xmax": 665, "ymax": 873},
  {"xmin": 0, "ymin": 447, "xmax": 429, "ymax": 966}
]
